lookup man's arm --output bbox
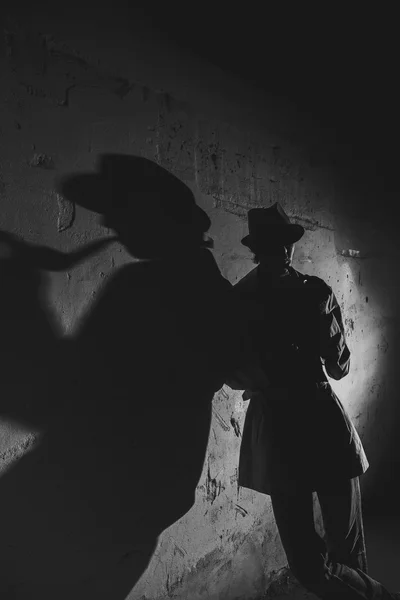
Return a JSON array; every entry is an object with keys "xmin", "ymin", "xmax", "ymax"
[
  {"xmin": 319, "ymin": 287, "xmax": 350, "ymax": 380},
  {"xmin": 224, "ymin": 276, "xmax": 271, "ymax": 393}
]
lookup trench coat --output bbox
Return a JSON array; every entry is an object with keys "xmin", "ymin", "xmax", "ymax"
[{"xmin": 231, "ymin": 266, "xmax": 369, "ymax": 495}]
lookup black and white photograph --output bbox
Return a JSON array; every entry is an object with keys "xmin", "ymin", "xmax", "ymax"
[{"xmin": 0, "ymin": 3, "xmax": 399, "ymax": 598}]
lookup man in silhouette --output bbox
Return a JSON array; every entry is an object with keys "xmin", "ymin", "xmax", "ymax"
[{"xmin": 227, "ymin": 203, "xmax": 400, "ymax": 599}]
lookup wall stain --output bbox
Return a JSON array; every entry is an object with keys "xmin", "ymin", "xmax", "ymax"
[
  {"xmin": 166, "ymin": 572, "xmax": 184, "ymax": 597},
  {"xmin": 21, "ymin": 83, "xmax": 49, "ymax": 99},
  {"xmin": 212, "ymin": 407, "xmax": 230, "ymax": 432},
  {"xmin": 230, "ymin": 416, "xmax": 241, "ymax": 437},
  {"xmin": 234, "ymin": 504, "xmax": 248, "ymax": 517},
  {"xmin": 230, "ymin": 469, "xmax": 238, "ymax": 485},
  {"xmin": 55, "ymin": 193, "xmax": 75, "ymax": 232},
  {"xmin": 173, "ymin": 544, "xmax": 186, "ymax": 559},
  {"xmin": 215, "ymin": 387, "xmax": 229, "ymax": 402},
  {"xmin": 28, "ymin": 153, "xmax": 55, "ymax": 169},
  {"xmin": 205, "ymin": 463, "xmax": 224, "ymax": 504}
]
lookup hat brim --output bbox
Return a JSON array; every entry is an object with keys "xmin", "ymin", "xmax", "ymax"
[
  {"xmin": 57, "ymin": 174, "xmax": 108, "ymax": 214},
  {"xmin": 241, "ymin": 224, "xmax": 305, "ymax": 248},
  {"xmin": 57, "ymin": 172, "xmax": 212, "ymax": 232}
]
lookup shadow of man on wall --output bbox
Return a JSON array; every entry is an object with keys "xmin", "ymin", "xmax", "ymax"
[
  {"xmin": 0, "ymin": 154, "xmax": 234, "ymax": 599},
  {"xmin": 0, "ymin": 230, "xmax": 115, "ymax": 428},
  {"xmin": 0, "ymin": 228, "xmax": 118, "ymax": 598}
]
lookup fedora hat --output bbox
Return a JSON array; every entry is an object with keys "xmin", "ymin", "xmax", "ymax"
[
  {"xmin": 57, "ymin": 154, "xmax": 211, "ymax": 233},
  {"xmin": 241, "ymin": 203, "xmax": 304, "ymax": 249}
]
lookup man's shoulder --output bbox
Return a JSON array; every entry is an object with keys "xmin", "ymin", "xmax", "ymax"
[
  {"xmin": 302, "ymin": 272, "xmax": 329, "ymax": 288},
  {"xmin": 292, "ymin": 268, "xmax": 325, "ymax": 285},
  {"xmin": 292, "ymin": 269, "xmax": 333, "ymax": 300}
]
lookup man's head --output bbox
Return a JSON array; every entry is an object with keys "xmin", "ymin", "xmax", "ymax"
[
  {"xmin": 251, "ymin": 242, "xmax": 295, "ymax": 275},
  {"xmin": 241, "ymin": 204, "xmax": 304, "ymax": 274}
]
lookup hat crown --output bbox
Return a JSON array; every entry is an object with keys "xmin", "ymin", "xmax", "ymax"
[
  {"xmin": 241, "ymin": 202, "xmax": 305, "ymax": 248},
  {"xmin": 247, "ymin": 203, "xmax": 291, "ymax": 228}
]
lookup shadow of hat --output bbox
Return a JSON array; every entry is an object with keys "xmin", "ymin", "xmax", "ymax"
[{"xmin": 57, "ymin": 154, "xmax": 211, "ymax": 237}]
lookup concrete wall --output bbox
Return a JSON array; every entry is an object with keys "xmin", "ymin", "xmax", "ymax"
[{"xmin": 1, "ymin": 5, "xmax": 399, "ymax": 599}]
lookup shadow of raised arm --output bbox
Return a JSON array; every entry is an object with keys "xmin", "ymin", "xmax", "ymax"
[{"xmin": 0, "ymin": 230, "xmax": 117, "ymax": 272}]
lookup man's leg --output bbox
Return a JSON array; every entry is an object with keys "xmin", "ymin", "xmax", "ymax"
[
  {"xmin": 270, "ymin": 485, "xmax": 397, "ymax": 599},
  {"xmin": 317, "ymin": 477, "xmax": 367, "ymax": 573}
]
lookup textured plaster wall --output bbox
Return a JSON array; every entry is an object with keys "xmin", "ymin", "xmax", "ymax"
[{"xmin": 0, "ymin": 6, "xmax": 398, "ymax": 600}]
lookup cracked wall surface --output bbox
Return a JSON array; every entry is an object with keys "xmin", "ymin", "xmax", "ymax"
[{"xmin": 0, "ymin": 6, "xmax": 398, "ymax": 600}]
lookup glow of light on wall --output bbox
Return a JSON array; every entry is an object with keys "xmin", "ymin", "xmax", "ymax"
[{"xmin": 328, "ymin": 257, "xmax": 383, "ymax": 428}]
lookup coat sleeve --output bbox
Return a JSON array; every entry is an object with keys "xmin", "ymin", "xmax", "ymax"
[{"xmin": 318, "ymin": 285, "xmax": 350, "ymax": 380}]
